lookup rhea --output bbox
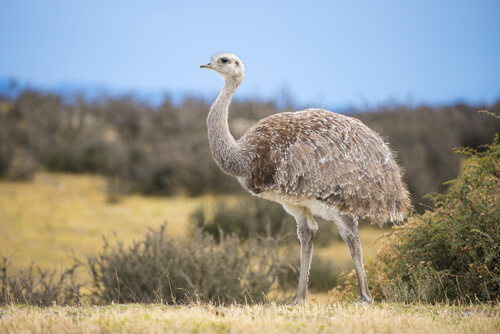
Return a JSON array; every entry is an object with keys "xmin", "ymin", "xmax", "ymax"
[{"xmin": 200, "ymin": 53, "xmax": 411, "ymax": 304}]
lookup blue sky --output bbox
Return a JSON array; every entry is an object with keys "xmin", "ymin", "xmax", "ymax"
[{"xmin": 1, "ymin": 0, "xmax": 499, "ymax": 109}]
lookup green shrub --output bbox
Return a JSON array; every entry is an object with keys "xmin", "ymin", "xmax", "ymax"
[
  {"xmin": 88, "ymin": 224, "xmax": 295, "ymax": 305},
  {"xmin": 332, "ymin": 132, "xmax": 500, "ymax": 303},
  {"xmin": 191, "ymin": 197, "xmax": 296, "ymax": 242}
]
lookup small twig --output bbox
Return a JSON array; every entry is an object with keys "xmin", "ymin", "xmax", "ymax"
[
  {"xmin": 478, "ymin": 110, "xmax": 500, "ymax": 119},
  {"xmin": 114, "ymin": 268, "xmax": 120, "ymax": 304}
]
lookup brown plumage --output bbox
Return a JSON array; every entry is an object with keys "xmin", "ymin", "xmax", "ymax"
[
  {"xmin": 240, "ymin": 109, "xmax": 409, "ymax": 224},
  {"xmin": 201, "ymin": 52, "xmax": 411, "ymax": 304}
]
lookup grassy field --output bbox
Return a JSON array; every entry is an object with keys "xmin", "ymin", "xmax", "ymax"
[
  {"xmin": 1, "ymin": 302, "xmax": 498, "ymax": 333},
  {"xmin": 0, "ymin": 172, "xmax": 384, "ymax": 274},
  {"xmin": 0, "ymin": 172, "xmax": 219, "ymax": 270},
  {"xmin": 1, "ymin": 173, "xmax": 499, "ymax": 333}
]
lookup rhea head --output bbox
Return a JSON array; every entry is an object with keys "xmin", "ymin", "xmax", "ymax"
[{"xmin": 200, "ymin": 52, "xmax": 245, "ymax": 81}]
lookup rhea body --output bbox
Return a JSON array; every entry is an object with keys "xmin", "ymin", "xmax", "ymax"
[{"xmin": 200, "ymin": 53, "xmax": 411, "ymax": 304}]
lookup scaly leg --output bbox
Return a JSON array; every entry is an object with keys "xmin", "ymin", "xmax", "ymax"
[
  {"xmin": 336, "ymin": 215, "xmax": 373, "ymax": 303},
  {"xmin": 282, "ymin": 205, "xmax": 318, "ymax": 304}
]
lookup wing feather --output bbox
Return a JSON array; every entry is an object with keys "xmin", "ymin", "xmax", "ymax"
[{"xmin": 239, "ymin": 108, "xmax": 410, "ymax": 223}]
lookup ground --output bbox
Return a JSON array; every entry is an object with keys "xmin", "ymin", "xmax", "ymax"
[{"xmin": 1, "ymin": 303, "xmax": 498, "ymax": 333}]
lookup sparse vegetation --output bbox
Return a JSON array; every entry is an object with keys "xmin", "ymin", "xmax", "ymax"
[
  {"xmin": 0, "ymin": 257, "xmax": 83, "ymax": 307},
  {"xmin": 87, "ymin": 224, "xmax": 295, "ymax": 305}
]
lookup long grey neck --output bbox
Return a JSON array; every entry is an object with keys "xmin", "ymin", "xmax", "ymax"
[{"xmin": 207, "ymin": 76, "xmax": 248, "ymax": 176}]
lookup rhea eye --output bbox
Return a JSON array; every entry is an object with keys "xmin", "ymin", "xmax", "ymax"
[{"xmin": 221, "ymin": 58, "xmax": 228, "ymax": 63}]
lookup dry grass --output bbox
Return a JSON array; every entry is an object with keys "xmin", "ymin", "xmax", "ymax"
[
  {"xmin": 0, "ymin": 172, "xmax": 386, "ymax": 273},
  {"xmin": 0, "ymin": 172, "xmax": 218, "ymax": 271},
  {"xmin": 1, "ymin": 302, "xmax": 498, "ymax": 334}
]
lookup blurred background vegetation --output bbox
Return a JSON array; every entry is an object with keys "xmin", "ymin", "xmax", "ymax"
[{"xmin": 1, "ymin": 86, "xmax": 498, "ymax": 211}]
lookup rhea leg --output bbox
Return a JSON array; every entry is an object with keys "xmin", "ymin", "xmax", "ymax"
[
  {"xmin": 283, "ymin": 204, "xmax": 318, "ymax": 304},
  {"xmin": 336, "ymin": 215, "xmax": 373, "ymax": 303}
]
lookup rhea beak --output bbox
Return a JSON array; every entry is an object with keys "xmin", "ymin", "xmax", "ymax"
[{"xmin": 200, "ymin": 62, "xmax": 212, "ymax": 69}]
